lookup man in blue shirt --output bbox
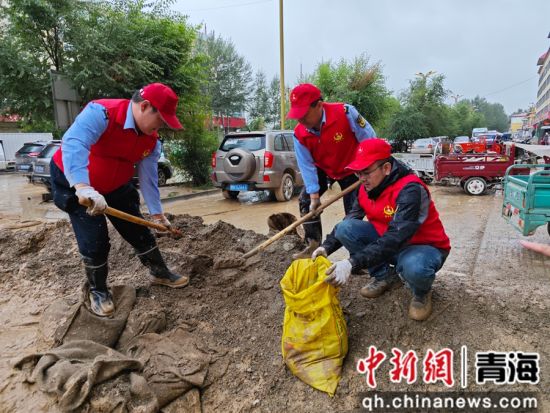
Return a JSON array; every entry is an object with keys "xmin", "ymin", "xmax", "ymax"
[
  {"xmin": 287, "ymin": 83, "xmax": 376, "ymax": 259},
  {"xmin": 51, "ymin": 83, "xmax": 188, "ymax": 317}
]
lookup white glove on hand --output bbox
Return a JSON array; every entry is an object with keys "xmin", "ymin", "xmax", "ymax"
[
  {"xmin": 75, "ymin": 185, "xmax": 107, "ymax": 215},
  {"xmin": 311, "ymin": 246, "xmax": 327, "ymax": 260},
  {"xmin": 325, "ymin": 260, "xmax": 352, "ymax": 287},
  {"xmin": 151, "ymin": 214, "xmax": 172, "ymax": 236}
]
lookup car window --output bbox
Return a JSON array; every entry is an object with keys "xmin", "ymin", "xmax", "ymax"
[
  {"xmin": 414, "ymin": 138, "xmax": 432, "ymax": 145},
  {"xmin": 454, "ymin": 136, "xmax": 469, "ymax": 143},
  {"xmin": 274, "ymin": 134, "xmax": 286, "ymax": 151},
  {"xmin": 284, "ymin": 133, "xmax": 294, "ymax": 151},
  {"xmin": 220, "ymin": 135, "xmax": 265, "ymax": 152},
  {"xmin": 18, "ymin": 144, "xmax": 44, "ymax": 154},
  {"xmin": 39, "ymin": 144, "xmax": 60, "ymax": 158}
]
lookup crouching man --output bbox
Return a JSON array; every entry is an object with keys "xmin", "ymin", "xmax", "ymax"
[{"xmin": 312, "ymin": 138, "xmax": 450, "ymax": 321}]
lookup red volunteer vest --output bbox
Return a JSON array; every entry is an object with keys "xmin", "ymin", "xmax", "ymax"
[
  {"xmin": 294, "ymin": 102, "xmax": 358, "ymax": 180},
  {"xmin": 53, "ymin": 99, "xmax": 158, "ymax": 194},
  {"xmin": 358, "ymin": 174, "xmax": 451, "ymax": 251}
]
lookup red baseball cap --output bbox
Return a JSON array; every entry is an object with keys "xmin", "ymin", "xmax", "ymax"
[
  {"xmin": 345, "ymin": 138, "xmax": 392, "ymax": 171},
  {"xmin": 140, "ymin": 83, "xmax": 183, "ymax": 130},
  {"xmin": 287, "ymin": 83, "xmax": 322, "ymax": 119}
]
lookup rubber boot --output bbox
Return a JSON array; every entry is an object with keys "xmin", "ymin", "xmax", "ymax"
[
  {"xmin": 137, "ymin": 246, "xmax": 189, "ymax": 288},
  {"xmin": 83, "ymin": 258, "xmax": 115, "ymax": 317}
]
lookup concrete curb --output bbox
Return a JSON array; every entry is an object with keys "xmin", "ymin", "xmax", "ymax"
[{"xmin": 160, "ymin": 188, "xmax": 219, "ymax": 204}]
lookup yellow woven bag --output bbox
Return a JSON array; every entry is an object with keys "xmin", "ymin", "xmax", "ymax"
[{"xmin": 280, "ymin": 256, "xmax": 348, "ymax": 396}]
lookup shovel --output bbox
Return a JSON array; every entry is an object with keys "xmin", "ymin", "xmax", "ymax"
[
  {"xmin": 80, "ymin": 199, "xmax": 183, "ymax": 237},
  {"xmin": 242, "ymin": 179, "xmax": 361, "ymax": 259}
]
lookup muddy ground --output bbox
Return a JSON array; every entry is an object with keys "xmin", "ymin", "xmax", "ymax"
[{"xmin": 0, "ymin": 187, "xmax": 549, "ymax": 412}]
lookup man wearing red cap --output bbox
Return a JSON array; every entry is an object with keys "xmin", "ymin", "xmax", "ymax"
[
  {"xmin": 312, "ymin": 138, "xmax": 450, "ymax": 321},
  {"xmin": 50, "ymin": 83, "xmax": 188, "ymax": 317},
  {"xmin": 287, "ymin": 83, "xmax": 376, "ymax": 260}
]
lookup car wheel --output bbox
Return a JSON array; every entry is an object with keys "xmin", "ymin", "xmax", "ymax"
[
  {"xmin": 274, "ymin": 173, "xmax": 294, "ymax": 202},
  {"xmin": 464, "ymin": 177, "xmax": 486, "ymax": 196},
  {"xmin": 158, "ymin": 168, "xmax": 167, "ymax": 186},
  {"xmin": 222, "ymin": 190, "xmax": 239, "ymax": 200},
  {"xmin": 547, "ymin": 222, "xmax": 550, "ymax": 237}
]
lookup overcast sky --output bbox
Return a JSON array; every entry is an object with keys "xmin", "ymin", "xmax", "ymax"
[{"xmin": 173, "ymin": 0, "xmax": 550, "ymax": 114}]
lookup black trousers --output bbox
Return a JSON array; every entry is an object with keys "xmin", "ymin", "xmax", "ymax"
[
  {"xmin": 298, "ymin": 169, "xmax": 359, "ymax": 243},
  {"xmin": 50, "ymin": 160, "xmax": 156, "ymax": 264}
]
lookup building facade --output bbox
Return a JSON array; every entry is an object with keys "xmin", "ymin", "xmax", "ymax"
[{"xmin": 534, "ymin": 32, "xmax": 550, "ymax": 138}]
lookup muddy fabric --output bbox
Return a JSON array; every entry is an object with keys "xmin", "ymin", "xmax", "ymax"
[
  {"xmin": 40, "ymin": 285, "xmax": 136, "ymax": 348},
  {"xmin": 14, "ymin": 340, "xmax": 143, "ymax": 412},
  {"xmin": 116, "ymin": 298, "xmax": 167, "ymax": 351},
  {"xmin": 83, "ymin": 373, "xmax": 159, "ymax": 413},
  {"xmin": 124, "ymin": 329, "xmax": 211, "ymax": 408}
]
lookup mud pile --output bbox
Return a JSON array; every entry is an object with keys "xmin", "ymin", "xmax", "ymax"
[{"xmin": 0, "ymin": 212, "xmax": 549, "ymax": 412}]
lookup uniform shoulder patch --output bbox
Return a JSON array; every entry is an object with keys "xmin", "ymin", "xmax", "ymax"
[{"xmin": 356, "ymin": 114, "xmax": 367, "ymax": 128}]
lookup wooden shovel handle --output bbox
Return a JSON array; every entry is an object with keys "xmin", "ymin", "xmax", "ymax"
[
  {"xmin": 80, "ymin": 198, "xmax": 182, "ymax": 236},
  {"xmin": 242, "ymin": 179, "xmax": 362, "ymax": 259}
]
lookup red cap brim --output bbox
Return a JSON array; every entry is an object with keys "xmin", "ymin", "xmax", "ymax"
[
  {"xmin": 159, "ymin": 112, "xmax": 183, "ymax": 130},
  {"xmin": 345, "ymin": 158, "xmax": 377, "ymax": 171},
  {"xmin": 287, "ymin": 105, "xmax": 310, "ymax": 120}
]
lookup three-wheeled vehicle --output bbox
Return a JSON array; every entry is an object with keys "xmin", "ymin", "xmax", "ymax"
[
  {"xmin": 434, "ymin": 143, "xmax": 514, "ymax": 195},
  {"xmin": 501, "ymin": 145, "xmax": 550, "ymax": 236}
]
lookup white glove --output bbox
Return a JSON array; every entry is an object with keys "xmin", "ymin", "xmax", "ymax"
[
  {"xmin": 151, "ymin": 214, "xmax": 171, "ymax": 236},
  {"xmin": 311, "ymin": 246, "xmax": 327, "ymax": 260},
  {"xmin": 75, "ymin": 185, "xmax": 107, "ymax": 216},
  {"xmin": 325, "ymin": 260, "xmax": 352, "ymax": 287}
]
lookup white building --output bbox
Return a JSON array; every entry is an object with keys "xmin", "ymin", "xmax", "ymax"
[{"xmin": 534, "ymin": 32, "xmax": 550, "ymax": 137}]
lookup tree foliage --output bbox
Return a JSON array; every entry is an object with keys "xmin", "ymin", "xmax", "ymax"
[
  {"xmin": 305, "ymin": 54, "xmax": 391, "ymax": 130},
  {"xmin": 466, "ymin": 96, "xmax": 509, "ymax": 132},
  {"xmin": 249, "ymin": 70, "xmax": 270, "ymax": 127},
  {"xmin": 0, "ymin": 0, "xmax": 215, "ymax": 185},
  {"xmin": 195, "ymin": 31, "xmax": 252, "ymax": 116}
]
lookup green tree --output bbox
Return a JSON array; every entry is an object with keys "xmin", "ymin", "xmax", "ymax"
[
  {"xmin": 467, "ymin": 96, "xmax": 508, "ymax": 132},
  {"xmin": 268, "ymin": 75, "xmax": 281, "ymax": 129},
  {"xmin": 449, "ymin": 101, "xmax": 486, "ymax": 136},
  {"xmin": 249, "ymin": 70, "xmax": 270, "ymax": 128},
  {"xmin": 387, "ymin": 107, "xmax": 430, "ymax": 149},
  {"xmin": 0, "ymin": 0, "xmax": 78, "ymax": 128},
  {"xmin": 305, "ymin": 54, "xmax": 391, "ymax": 129},
  {"xmin": 401, "ymin": 73, "xmax": 453, "ymax": 136},
  {"xmin": 196, "ymin": 31, "xmax": 252, "ymax": 117}
]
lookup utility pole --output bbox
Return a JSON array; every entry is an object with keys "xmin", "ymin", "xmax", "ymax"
[
  {"xmin": 279, "ymin": 0, "xmax": 286, "ymax": 129},
  {"xmin": 451, "ymin": 94, "xmax": 462, "ymax": 104},
  {"xmin": 415, "ymin": 70, "xmax": 436, "ymax": 81}
]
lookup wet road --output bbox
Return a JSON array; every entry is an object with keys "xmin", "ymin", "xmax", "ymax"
[
  {"xmin": 0, "ymin": 173, "xmax": 65, "ymax": 221},
  {"xmin": 2, "ymin": 173, "xmax": 550, "ymax": 262}
]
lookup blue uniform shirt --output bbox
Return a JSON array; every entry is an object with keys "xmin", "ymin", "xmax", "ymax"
[
  {"xmin": 293, "ymin": 104, "xmax": 376, "ymax": 194},
  {"xmin": 61, "ymin": 101, "xmax": 163, "ymax": 215}
]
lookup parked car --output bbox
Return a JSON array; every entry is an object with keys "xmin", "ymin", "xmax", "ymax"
[
  {"xmin": 30, "ymin": 142, "xmax": 61, "ymax": 190},
  {"xmin": 453, "ymin": 136, "xmax": 470, "ymax": 144},
  {"xmin": 411, "ymin": 138, "xmax": 438, "ymax": 154},
  {"xmin": 15, "ymin": 141, "xmax": 49, "ymax": 174},
  {"xmin": 31, "ymin": 141, "xmax": 173, "ymax": 191},
  {"xmin": 211, "ymin": 130, "xmax": 303, "ymax": 201}
]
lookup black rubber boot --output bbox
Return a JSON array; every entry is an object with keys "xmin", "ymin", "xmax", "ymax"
[
  {"xmin": 82, "ymin": 257, "xmax": 115, "ymax": 317},
  {"xmin": 137, "ymin": 246, "xmax": 189, "ymax": 288}
]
